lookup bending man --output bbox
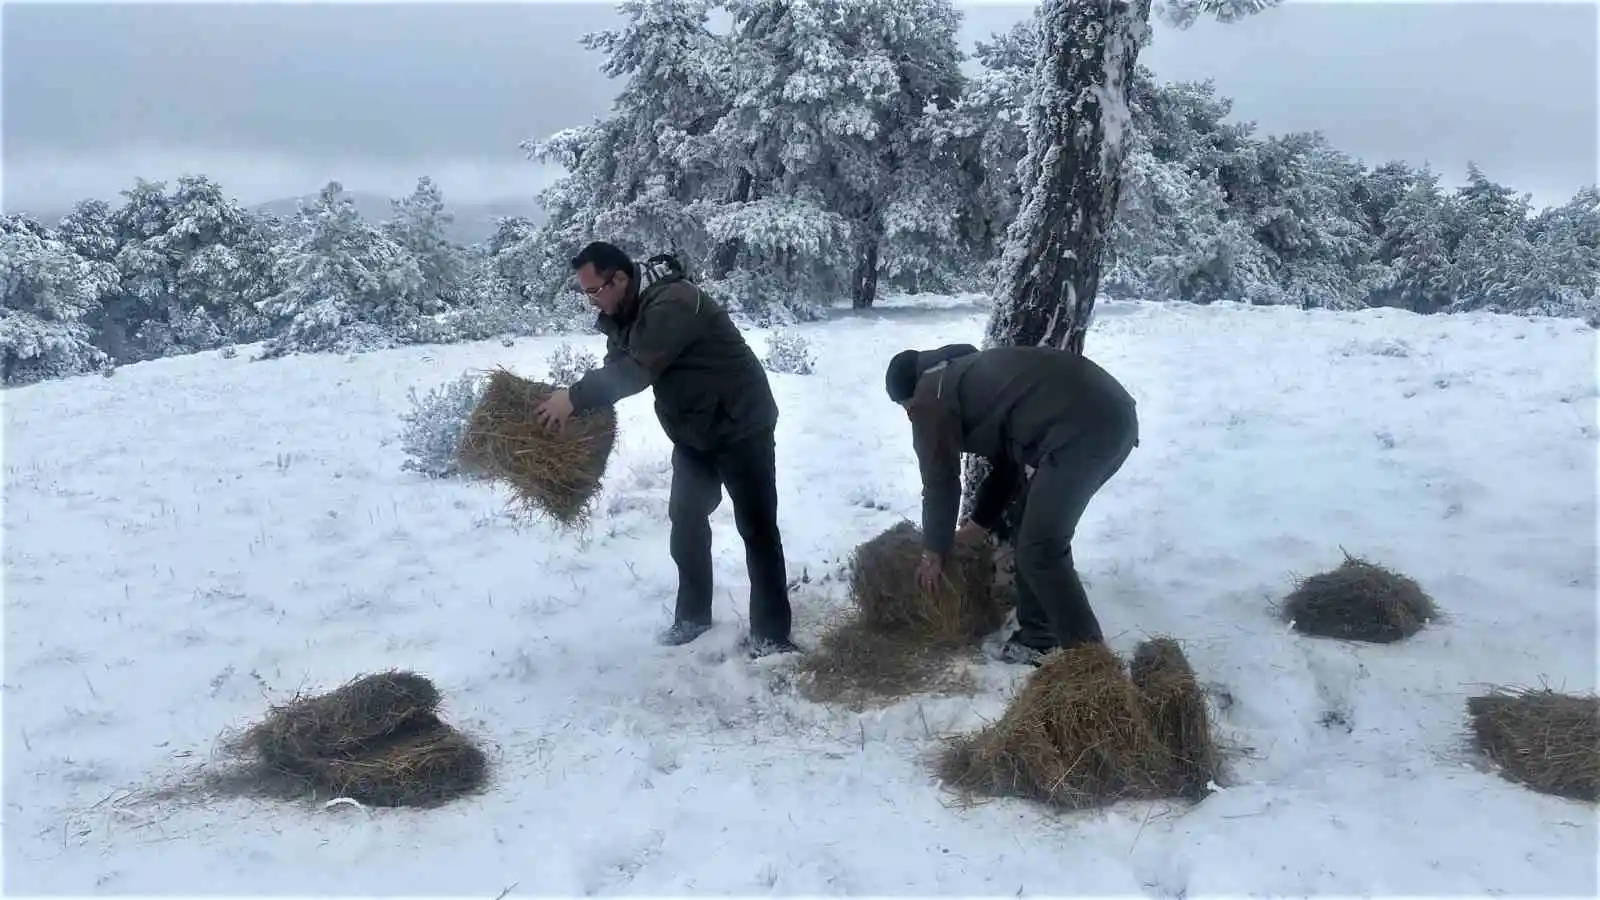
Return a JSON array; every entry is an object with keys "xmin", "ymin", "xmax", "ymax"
[{"xmin": 885, "ymin": 342, "xmax": 1139, "ymax": 665}]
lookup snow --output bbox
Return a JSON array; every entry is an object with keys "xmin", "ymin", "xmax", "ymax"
[
  {"xmin": 1092, "ymin": 0, "xmax": 1150, "ymax": 187},
  {"xmin": 5, "ymin": 297, "xmax": 1597, "ymax": 895}
]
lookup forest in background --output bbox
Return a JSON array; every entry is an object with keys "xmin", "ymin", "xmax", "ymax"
[{"xmin": 4, "ymin": 0, "xmax": 1596, "ymax": 387}]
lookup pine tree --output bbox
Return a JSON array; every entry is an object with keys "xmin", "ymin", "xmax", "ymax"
[
  {"xmin": 0, "ymin": 214, "xmax": 115, "ymax": 384},
  {"xmin": 257, "ymin": 181, "xmax": 423, "ymax": 357},
  {"xmin": 385, "ymin": 176, "xmax": 469, "ymax": 311},
  {"xmin": 520, "ymin": 0, "xmax": 732, "ymax": 305},
  {"xmin": 964, "ymin": 0, "xmax": 1279, "ymax": 516}
]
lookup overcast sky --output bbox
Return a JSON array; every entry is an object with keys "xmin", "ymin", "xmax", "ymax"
[{"xmin": 3, "ymin": 0, "xmax": 1594, "ymax": 216}]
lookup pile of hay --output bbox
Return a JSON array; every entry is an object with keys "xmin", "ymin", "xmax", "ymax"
[
  {"xmin": 1468, "ymin": 686, "xmax": 1599, "ymax": 802},
  {"xmin": 1281, "ymin": 551, "xmax": 1439, "ymax": 642},
  {"xmin": 937, "ymin": 638, "xmax": 1220, "ymax": 809},
  {"xmin": 851, "ymin": 520, "xmax": 1004, "ymax": 642},
  {"xmin": 798, "ymin": 521, "xmax": 1004, "ymax": 708},
  {"xmin": 1130, "ymin": 637, "xmax": 1219, "ymax": 800},
  {"xmin": 218, "ymin": 670, "xmax": 489, "ymax": 808},
  {"xmin": 456, "ymin": 367, "xmax": 617, "ymax": 527}
]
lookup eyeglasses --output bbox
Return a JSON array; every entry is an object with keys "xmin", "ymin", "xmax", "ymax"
[{"xmin": 576, "ymin": 272, "xmax": 616, "ymax": 296}]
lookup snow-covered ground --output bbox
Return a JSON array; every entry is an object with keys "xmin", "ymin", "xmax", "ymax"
[{"xmin": 4, "ymin": 296, "xmax": 1596, "ymax": 895}]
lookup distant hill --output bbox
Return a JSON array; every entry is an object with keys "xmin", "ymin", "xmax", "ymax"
[{"xmin": 253, "ymin": 191, "xmax": 546, "ymax": 246}]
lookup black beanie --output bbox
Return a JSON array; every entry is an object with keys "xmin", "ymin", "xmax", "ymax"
[
  {"xmin": 885, "ymin": 343, "xmax": 979, "ymax": 402},
  {"xmin": 885, "ymin": 349, "xmax": 920, "ymax": 402}
]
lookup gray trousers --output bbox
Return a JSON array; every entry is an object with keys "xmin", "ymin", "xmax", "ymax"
[{"xmin": 1009, "ymin": 415, "xmax": 1138, "ymax": 650}]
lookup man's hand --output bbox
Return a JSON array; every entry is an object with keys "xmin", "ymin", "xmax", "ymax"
[
  {"xmin": 534, "ymin": 389, "xmax": 575, "ymax": 431},
  {"xmin": 916, "ymin": 551, "xmax": 944, "ymax": 592}
]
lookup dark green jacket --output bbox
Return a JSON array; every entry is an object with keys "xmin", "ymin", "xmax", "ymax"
[
  {"xmin": 907, "ymin": 345, "xmax": 1137, "ymax": 556},
  {"xmin": 568, "ymin": 273, "xmax": 778, "ymax": 451}
]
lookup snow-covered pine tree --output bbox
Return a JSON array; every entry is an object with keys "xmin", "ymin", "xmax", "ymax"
[
  {"xmin": 1507, "ymin": 187, "xmax": 1600, "ymax": 318},
  {"xmin": 521, "ymin": 121, "xmax": 628, "ymax": 303},
  {"xmin": 964, "ymin": 0, "xmax": 1279, "ymax": 516},
  {"xmin": 0, "ymin": 214, "xmax": 116, "ymax": 385},
  {"xmin": 982, "ymin": 0, "xmax": 1158, "ymax": 353},
  {"xmin": 876, "ymin": 117, "xmax": 977, "ymax": 295},
  {"xmin": 1446, "ymin": 162, "xmax": 1533, "ymax": 312},
  {"xmin": 517, "ymin": 0, "xmax": 732, "ymax": 311},
  {"xmin": 1103, "ymin": 71, "xmax": 1272, "ymax": 306},
  {"xmin": 703, "ymin": 0, "xmax": 870, "ymax": 316},
  {"xmin": 1237, "ymin": 132, "xmax": 1380, "ymax": 310},
  {"xmin": 983, "ymin": 0, "xmax": 1283, "ymax": 353},
  {"xmin": 52, "ymin": 199, "xmax": 129, "ymax": 359},
  {"xmin": 837, "ymin": 0, "xmax": 966, "ymax": 307},
  {"xmin": 939, "ymin": 12, "xmax": 1039, "ymax": 282},
  {"xmin": 584, "ymin": 0, "xmax": 733, "ymax": 258},
  {"xmin": 1376, "ymin": 167, "xmax": 1459, "ymax": 313},
  {"xmin": 105, "ymin": 175, "xmax": 280, "ymax": 361},
  {"xmin": 257, "ymin": 181, "xmax": 424, "ymax": 357},
  {"xmin": 711, "ymin": 0, "xmax": 968, "ymax": 310},
  {"xmin": 384, "ymin": 176, "xmax": 469, "ymax": 312}
]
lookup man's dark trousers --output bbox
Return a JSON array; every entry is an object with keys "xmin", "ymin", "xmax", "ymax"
[
  {"xmin": 1011, "ymin": 413, "xmax": 1139, "ymax": 651},
  {"xmin": 667, "ymin": 428, "xmax": 791, "ymax": 642}
]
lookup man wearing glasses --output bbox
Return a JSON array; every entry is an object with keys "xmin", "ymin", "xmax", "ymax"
[{"xmin": 535, "ymin": 241, "xmax": 797, "ymax": 660}]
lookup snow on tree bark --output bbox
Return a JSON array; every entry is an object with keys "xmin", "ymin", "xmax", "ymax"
[
  {"xmin": 984, "ymin": 0, "xmax": 1153, "ymax": 355},
  {"xmin": 958, "ymin": 0, "xmax": 1280, "ymax": 521},
  {"xmin": 958, "ymin": 0, "xmax": 1152, "ymax": 522}
]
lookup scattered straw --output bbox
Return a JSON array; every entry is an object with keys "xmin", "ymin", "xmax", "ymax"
[
  {"xmin": 797, "ymin": 522, "xmax": 1004, "ymax": 707},
  {"xmin": 1468, "ymin": 686, "xmax": 1599, "ymax": 802},
  {"xmin": 938, "ymin": 642, "xmax": 1220, "ymax": 810},
  {"xmin": 212, "ymin": 670, "xmax": 489, "ymax": 809},
  {"xmin": 797, "ymin": 609, "xmax": 979, "ymax": 710},
  {"xmin": 1130, "ymin": 637, "xmax": 1218, "ymax": 800},
  {"xmin": 456, "ymin": 368, "xmax": 617, "ymax": 528},
  {"xmin": 1281, "ymin": 550, "xmax": 1438, "ymax": 643}
]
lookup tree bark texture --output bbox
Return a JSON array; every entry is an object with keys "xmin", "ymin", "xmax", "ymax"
[
  {"xmin": 851, "ymin": 221, "xmax": 882, "ymax": 309},
  {"xmin": 958, "ymin": 0, "xmax": 1153, "ymax": 521},
  {"xmin": 985, "ymin": 0, "xmax": 1152, "ymax": 354}
]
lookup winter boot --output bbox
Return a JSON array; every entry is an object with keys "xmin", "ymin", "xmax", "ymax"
[
  {"xmin": 743, "ymin": 635, "xmax": 800, "ymax": 660},
  {"xmin": 658, "ymin": 620, "xmax": 713, "ymax": 647}
]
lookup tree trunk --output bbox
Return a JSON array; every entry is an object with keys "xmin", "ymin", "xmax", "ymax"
[
  {"xmin": 958, "ymin": 0, "xmax": 1153, "ymax": 519},
  {"xmin": 709, "ymin": 169, "xmax": 754, "ymax": 279},
  {"xmin": 851, "ymin": 223, "xmax": 882, "ymax": 309}
]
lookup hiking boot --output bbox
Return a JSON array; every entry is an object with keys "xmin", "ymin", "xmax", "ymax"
[
  {"xmin": 744, "ymin": 635, "xmax": 800, "ymax": 660},
  {"xmin": 658, "ymin": 620, "xmax": 713, "ymax": 647},
  {"xmin": 997, "ymin": 637, "xmax": 1050, "ymax": 667}
]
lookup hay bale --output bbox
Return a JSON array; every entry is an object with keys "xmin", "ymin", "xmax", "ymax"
[
  {"xmin": 240, "ymin": 670, "xmax": 442, "ymax": 771},
  {"xmin": 848, "ymin": 521, "xmax": 1004, "ymax": 644},
  {"xmin": 219, "ymin": 670, "xmax": 490, "ymax": 808},
  {"xmin": 1281, "ymin": 550, "xmax": 1438, "ymax": 642},
  {"xmin": 456, "ymin": 367, "xmax": 617, "ymax": 527},
  {"xmin": 938, "ymin": 643, "xmax": 1176, "ymax": 809},
  {"xmin": 1130, "ymin": 637, "xmax": 1219, "ymax": 799},
  {"xmin": 1468, "ymin": 687, "xmax": 1599, "ymax": 802},
  {"xmin": 796, "ymin": 522, "xmax": 1004, "ymax": 707},
  {"xmin": 299, "ymin": 722, "xmax": 489, "ymax": 808}
]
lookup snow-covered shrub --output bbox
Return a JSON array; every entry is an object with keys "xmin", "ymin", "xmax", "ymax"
[
  {"xmin": 398, "ymin": 371, "xmax": 487, "ymax": 479},
  {"xmin": 397, "ymin": 313, "xmax": 465, "ymax": 347},
  {"xmin": 0, "ymin": 310, "xmax": 109, "ymax": 386},
  {"xmin": 763, "ymin": 328, "xmax": 815, "ymax": 375},
  {"xmin": 546, "ymin": 342, "xmax": 599, "ymax": 386}
]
